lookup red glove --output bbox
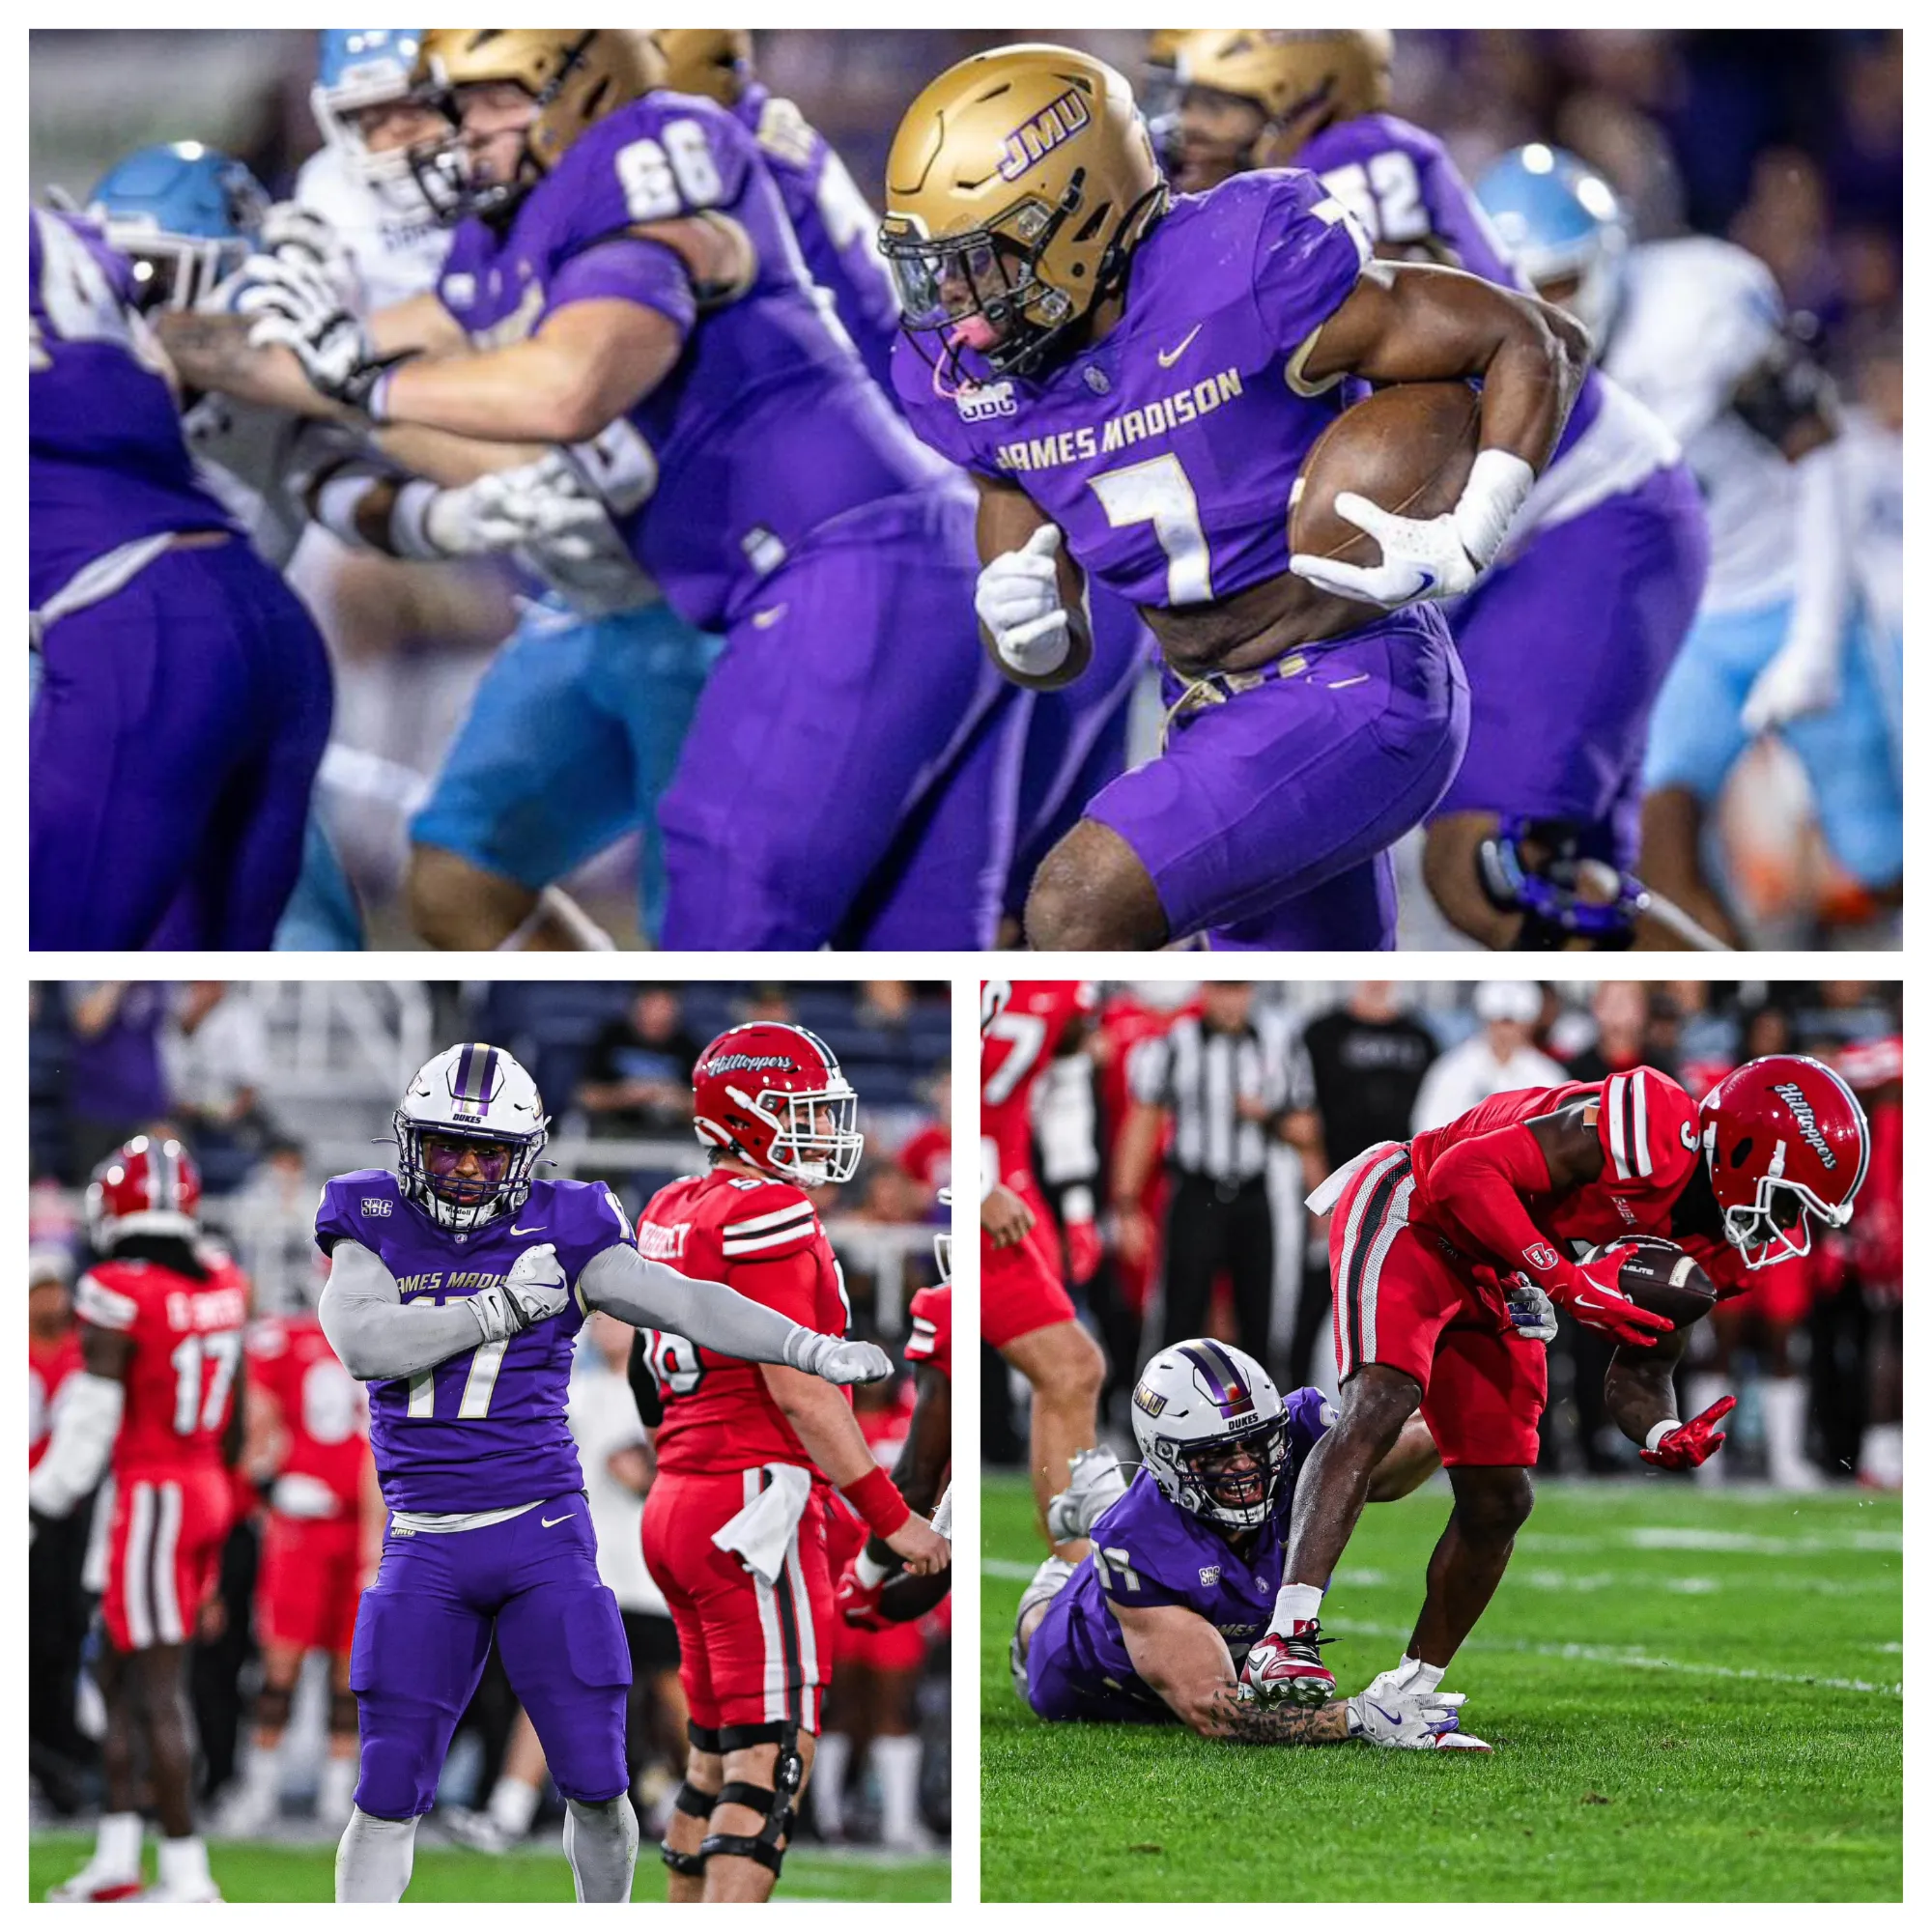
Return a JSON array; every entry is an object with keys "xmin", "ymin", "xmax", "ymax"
[
  {"xmin": 1550, "ymin": 1243, "xmax": 1674, "ymax": 1348},
  {"xmin": 836, "ymin": 1560, "xmax": 890, "ymax": 1632},
  {"xmin": 1640, "ymin": 1395, "xmax": 1737, "ymax": 1469},
  {"xmin": 1065, "ymin": 1217, "xmax": 1104, "ymax": 1286}
]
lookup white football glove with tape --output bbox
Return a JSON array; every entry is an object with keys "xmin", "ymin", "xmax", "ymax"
[
  {"xmin": 976, "ymin": 525, "xmax": 1072, "ymax": 675},
  {"xmin": 1346, "ymin": 1663, "xmax": 1491, "ymax": 1751},
  {"xmin": 785, "ymin": 1330, "xmax": 895, "ymax": 1386},
  {"xmin": 468, "ymin": 1242, "xmax": 569, "ymax": 1345},
  {"xmin": 238, "ymin": 253, "xmax": 393, "ymax": 413},
  {"xmin": 258, "ymin": 201, "xmax": 362, "ymax": 311},
  {"xmin": 1291, "ymin": 448, "xmax": 1535, "ymax": 610},
  {"xmin": 422, "ymin": 454, "xmax": 615, "ymax": 561}
]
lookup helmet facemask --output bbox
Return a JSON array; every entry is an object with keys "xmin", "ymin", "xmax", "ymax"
[
  {"xmin": 1148, "ymin": 1412, "xmax": 1289, "ymax": 1531},
  {"xmin": 727, "ymin": 1078, "xmax": 863, "ymax": 1189},
  {"xmin": 1719, "ymin": 1172, "xmax": 1847, "ymax": 1271},
  {"xmin": 406, "ymin": 82, "xmax": 539, "ymax": 229},
  {"xmin": 395, "ymin": 1113, "xmax": 545, "ymax": 1233}
]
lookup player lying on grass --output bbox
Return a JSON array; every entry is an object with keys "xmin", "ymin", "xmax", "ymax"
[
  {"xmin": 1241, "ymin": 1054, "xmax": 1870, "ymax": 1720},
  {"xmin": 314, "ymin": 1040, "xmax": 895, "ymax": 1904},
  {"xmin": 1010, "ymin": 1340, "xmax": 1476, "ymax": 1748}
]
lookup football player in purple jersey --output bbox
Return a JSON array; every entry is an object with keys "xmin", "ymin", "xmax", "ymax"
[
  {"xmin": 1162, "ymin": 30, "xmax": 1712, "ymax": 952},
  {"xmin": 1012, "ymin": 1341, "xmax": 1480, "ymax": 1747},
  {"xmin": 315, "ymin": 1041, "xmax": 892, "ymax": 1901},
  {"xmin": 882, "ymin": 43, "xmax": 1590, "ymax": 952}
]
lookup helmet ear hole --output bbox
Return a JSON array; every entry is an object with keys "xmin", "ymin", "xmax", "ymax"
[{"xmin": 1729, "ymin": 1137, "xmax": 1753, "ymax": 1169}]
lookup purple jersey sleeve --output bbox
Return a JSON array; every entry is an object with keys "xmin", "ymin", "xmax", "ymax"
[
  {"xmin": 889, "ymin": 335, "xmax": 997, "ymax": 472},
  {"xmin": 1246, "ymin": 167, "xmax": 1374, "ymax": 357},
  {"xmin": 1284, "ymin": 1384, "xmax": 1336, "ymax": 1466},
  {"xmin": 545, "ymin": 1177, "xmax": 635, "ymax": 1276},
  {"xmin": 548, "ymin": 236, "xmax": 696, "ymax": 336},
  {"xmin": 314, "ymin": 1169, "xmax": 389, "ymax": 1255}
]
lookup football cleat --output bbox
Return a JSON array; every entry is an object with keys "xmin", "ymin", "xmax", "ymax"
[
  {"xmin": 1045, "ymin": 1445, "xmax": 1130, "ymax": 1546},
  {"xmin": 1240, "ymin": 1621, "xmax": 1338, "ymax": 1707},
  {"xmin": 45, "ymin": 1864, "xmax": 144, "ymax": 1903},
  {"xmin": 1009, "ymin": 1555, "xmax": 1078, "ymax": 1701}
]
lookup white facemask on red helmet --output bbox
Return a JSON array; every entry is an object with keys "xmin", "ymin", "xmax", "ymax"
[
  {"xmin": 87, "ymin": 1135, "xmax": 203, "ymax": 1249},
  {"xmin": 1699, "ymin": 1052, "xmax": 1869, "ymax": 1269},
  {"xmin": 692, "ymin": 1022, "xmax": 864, "ymax": 1188}
]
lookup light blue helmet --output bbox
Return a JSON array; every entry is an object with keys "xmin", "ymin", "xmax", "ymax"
[
  {"xmin": 86, "ymin": 141, "xmax": 268, "ymax": 312},
  {"xmin": 313, "ymin": 28, "xmax": 430, "ymax": 211},
  {"xmin": 1474, "ymin": 143, "xmax": 1629, "ymax": 351}
]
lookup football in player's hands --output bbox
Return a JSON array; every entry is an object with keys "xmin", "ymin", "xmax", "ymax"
[{"xmin": 1586, "ymin": 1235, "xmax": 1718, "ymax": 1331}]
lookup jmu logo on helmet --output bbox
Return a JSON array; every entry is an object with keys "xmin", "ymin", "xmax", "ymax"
[
  {"xmin": 1772, "ymin": 1081, "xmax": 1837, "ymax": 1167},
  {"xmin": 1132, "ymin": 1383, "xmax": 1168, "ymax": 1417},
  {"xmin": 999, "ymin": 87, "xmax": 1093, "ymax": 182}
]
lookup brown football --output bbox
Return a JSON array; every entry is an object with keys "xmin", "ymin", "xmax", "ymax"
[
  {"xmin": 1591, "ymin": 1235, "xmax": 1718, "ymax": 1331},
  {"xmin": 1289, "ymin": 381, "xmax": 1483, "ymax": 568}
]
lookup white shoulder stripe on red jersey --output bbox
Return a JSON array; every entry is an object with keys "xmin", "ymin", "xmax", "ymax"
[
  {"xmin": 723, "ymin": 1220, "xmax": 816, "ymax": 1257},
  {"xmin": 724, "ymin": 1201, "xmax": 816, "ymax": 1237},
  {"xmin": 74, "ymin": 1273, "xmax": 139, "ymax": 1332}
]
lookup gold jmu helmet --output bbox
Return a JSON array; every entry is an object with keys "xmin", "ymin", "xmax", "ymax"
[
  {"xmin": 881, "ymin": 43, "xmax": 1166, "ymax": 380},
  {"xmin": 1172, "ymin": 28, "xmax": 1393, "ymax": 157},
  {"xmin": 652, "ymin": 29, "xmax": 753, "ymax": 106},
  {"xmin": 412, "ymin": 29, "xmax": 664, "ymax": 221}
]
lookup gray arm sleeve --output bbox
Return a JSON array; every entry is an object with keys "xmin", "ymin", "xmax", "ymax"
[
  {"xmin": 318, "ymin": 1239, "xmax": 486, "ymax": 1381},
  {"xmin": 578, "ymin": 1243, "xmax": 807, "ymax": 1368}
]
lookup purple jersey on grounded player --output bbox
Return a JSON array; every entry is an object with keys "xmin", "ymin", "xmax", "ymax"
[
  {"xmin": 315, "ymin": 1170, "xmax": 632, "ymax": 1513},
  {"xmin": 729, "ymin": 81, "xmax": 901, "ymax": 392},
  {"xmin": 28, "ymin": 208, "xmax": 235, "ymax": 608},
  {"xmin": 1040, "ymin": 1386, "xmax": 1334, "ymax": 1716},
  {"xmin": 1294, "ymin": 111, "xmax": 1605, "ymax": 461},
  {"xmin": 436, "ymin": 94, "xmax": 944, "ymax": 633},
  {"xmin": 894, "ymin": 169, "xmax": 1372, "ymax": 613}
]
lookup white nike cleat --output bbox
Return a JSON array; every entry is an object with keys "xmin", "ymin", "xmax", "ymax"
[
  {"xmin": 45, "ymin": 1863, "xmax": 144, "ymax": 1903},
  {"xmin": 1010, "ymin": 1555, "xmax": 1078, "ymax": 1700},
  {"xmin": 1045, "ymin": 1446, "xmax": 1129, "ymax": 1546}
]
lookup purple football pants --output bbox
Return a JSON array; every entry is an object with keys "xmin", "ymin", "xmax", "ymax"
[
  {"xmin": 1086, "ymin": 603, "xmax": 1468, "ymax": 950},
  {"xmin": 350, "ymin": 1495, "xmax": 630, "ymax": 1821},
  {"xmin": 30, "ymin": 537, "xmax": 332, "ymax": 950},
  {"xmin": 1433, "ymin": 457, "xmax": 1709, "ymax": 863},
  {"xmin": 656, "ymin": 483, "xmax": 1022, "ymax": 950}
]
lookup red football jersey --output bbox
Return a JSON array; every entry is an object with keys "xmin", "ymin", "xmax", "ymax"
[
  {"xmin": 636, "ymin": 1167, "xmax": 853, "ymax": 1477},
  {"xmin": 1408, "ymin": 1065, "xmax": 1749, "ymax": 1298},
  {"xmin": 904, "ymin": 1283, "xmax": 952, "ymax": 1383},
  {"xmin": 74, "ymin": 1252, "xmax": 250, "ymax": 1479},
  {"xmin": 896, "ymin": 1122, "xmax": 952, "ymax": 1192},
  {"xmin": 982, "ymin": 981, "xmax": 1095, "ymax": 1196},
  {"xmin": 29, "ymin": 1331, "xmax": 84, "ymax": 1469},
  {"xmin": 244, "ymin": 1314, "xmax": 371, "ymax": 1520}
]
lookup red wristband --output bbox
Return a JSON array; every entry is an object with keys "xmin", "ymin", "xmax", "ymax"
[{"xmin": 840, "ymin": 1465, "xmax": 911, "ymax": 1540}]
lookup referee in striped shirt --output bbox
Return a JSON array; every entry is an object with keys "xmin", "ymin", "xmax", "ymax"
[{"xmin": 1112, "ymin": 983, "xmax": 1290, "ymax": 1365}]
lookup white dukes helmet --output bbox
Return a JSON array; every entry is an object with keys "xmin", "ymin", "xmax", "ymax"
[
  {"xmin": 394, "ymin": 1041, "xmax": 550, "ymax": 1232},
  {"xmin": 1130, "ymin": 1339, "xmax": 1291, "ymax": 1531}
]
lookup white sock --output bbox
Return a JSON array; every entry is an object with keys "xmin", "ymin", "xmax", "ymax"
[
  {"xmin": 872, "ymin": 1734, "xmax": 923, "ymax": 1846},
  {"xmin": 319, "ymin": 1754, "xmax": 359, "ymax": 1822},
  {"xmin": 237, "ymin": 1738, "xmax": 283, "ymax": 1802},
  {"xmin": 812, "ymin": 1731, "xmax": 852, "ymax": 1838},
  {"xmin": 1761, "ymin": 1378, "xmax": 1815, "ymax": 1481},
  {"xmin": 489, "ymin": 1773, "xmax": 542, "ymax": 1840},
  {"xmin": 335, "ymin": 1806, "xmax": 418, "ymax": 1904},
  {"xmin": 1860, "ymin": 1422, "xmax": 1903, "ymax": 1487},
  {"xmin": 562, "ymin": 1795, "xmax": 639, "ymax": 1904},
  {"xmin": 95, "ymin": 1810, "xmax": 143, "ymax": 1880},
  {"xmin": 1402, "ymin": 1655, "xmax": 1445, "ymax": 1694},
  {"xmin": 156, "ymin": 1835, "xmax": 210, "ymax": 1895},
  {"xmin": 1267, "ymin": 1582, "xmax": 1324, "ymax": 1639}
]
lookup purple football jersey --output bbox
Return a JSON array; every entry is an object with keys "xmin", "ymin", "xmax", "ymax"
[
  {"xmin": 893, "ymin": 169, "xmax": 1372, "ymax": 612},
  {"xmin": 436, "ymin": 95, "xmax": 944, "ymax": 632},
  {"xmin": 729, "ymin": 81, "xmax": 901, "ymax": 391},
  {"xmin": 315, "ymin": 1170, "xmax": 632, "ymax": 1512},
  {"xmin": 1043, "ymin": 1385, "xmax": 1333, "ymax": 1713},
  {"xmin": 1294, "ymin": 112, "xmax": 1604, "ymax": 458},
  {"xmin": 28, "ymin": 208, "xmax": 235, "ymax": 608}
]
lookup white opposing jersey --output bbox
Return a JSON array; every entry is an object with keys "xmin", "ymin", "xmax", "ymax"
[
  {"xmin": 1839, "ymin": 405, "xmax": 1902, "ymax": 644},
  {"xmin": 183, "ymin": 390, "xmax": 320, "ymax": 571},
  {"xmin": 1601, "ymin": 237, "xmax": 1793, "ymax": 613},
  {"xmin": 295, "ymin": 145, "xmax": 448, "ymax": 313}
]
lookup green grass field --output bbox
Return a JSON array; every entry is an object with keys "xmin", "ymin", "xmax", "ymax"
[
  {"xmin": 983, "ymin": 1470, "xmax": 1901, "ymax": 1902},
  {"xmin": 28, "ymin": 1831, "xmax": 950, "ymax": 1902}
]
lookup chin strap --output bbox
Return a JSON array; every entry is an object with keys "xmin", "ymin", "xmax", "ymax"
[
  {"xmin": 696, "ymin": 1721, "xmax": 803, "ymax": 1878},
  {"xmin": 1476, "ymin": 816, "xmax": 1642, "ymax": 950}
]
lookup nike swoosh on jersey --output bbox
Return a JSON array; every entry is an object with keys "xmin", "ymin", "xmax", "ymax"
[
  {"xmin": 510, "ymin": 1225, "xmax": 546, "ymax": 1236},
  {"xmin": 1156, "ymin": 324, "xmax": 1204, "ymax": 369},
  {"xmin": 541, "ymin": 1513, "xmax": 576, "ymax": 1528}
]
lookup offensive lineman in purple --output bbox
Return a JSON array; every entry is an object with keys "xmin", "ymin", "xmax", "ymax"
[
  {"xmin": 228, "ymin": 32, "xmax": 1016, "ymax": 949},
  {"xmin": 1167, "ymin": 30, "xmax": 1709, "ymax": 948},
  {"xmin": 883, "ymin": 46, "xmax": 1588, "ymax": 952},
  {"xmin": 29, "ymin": 207, "xmax": 331, "ymax": 950}
]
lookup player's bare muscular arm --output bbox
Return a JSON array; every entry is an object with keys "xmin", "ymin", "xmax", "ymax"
[
  {"xmin": 1521, "ymin": 1099, "xmax": 1607, "ymax": 1193},
  {"xmin": 1116, "ymin": 1602, "xmax": 1350, "ymax": 1745},
  {"xmin": 1604, "ymin": 1323, "xmax": 1690, "ymax": 1441}
]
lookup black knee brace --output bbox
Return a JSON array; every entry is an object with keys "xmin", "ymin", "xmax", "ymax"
[
  {"xmin": 697, "ymin": 1721, "xmax": 802, "ymax": 1878},
  {"xmin": 254, "ymin": 1682, "xmax": 295, "ymax": 1731},
  {"xmin": 661, "ymin": 1844, "xmax": 709, "ymax": 1878},
  {"xmin": 661, "ymin": 1775, "xmax": 720, "ymax": 1876},
  {"xmin": 686, "ymin": 1719, "xmax": 722, "ymax": 1756},
  {"xmin": 329, "ymin": 1688, "xmax": 359, "ymax": 1739}
]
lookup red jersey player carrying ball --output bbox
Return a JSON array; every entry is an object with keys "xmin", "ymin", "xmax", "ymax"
[
  {"xmin": 636, "ymin": 1024, "xmax": 948, "ymax": 1903},
  {"xmin": 31, "ymin": 1139, "xmax": 249, "ymax": 1902},
  {"xmin": 1241, "ymin": 1052, "xmax": 1870, "ymax": 1745}
]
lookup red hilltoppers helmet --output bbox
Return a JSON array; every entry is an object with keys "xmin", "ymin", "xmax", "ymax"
[
  {"xmin": 87, "ymin": 1135, "xmax": 202, "ymax": 1249},
  {"xmin": 693, "ymin": 1023, "xmax": 864, "ymax": 1188},
  {"xmin": 1699, "ymin": 1053, "xmax": 1869, "ymax": 1269}
]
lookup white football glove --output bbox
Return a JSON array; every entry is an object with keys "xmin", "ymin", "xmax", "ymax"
[
  {"xmin": 1346, "ymin": 1664, "xmax": 1484, "ymax": 1750},
  {"xmin": 258, "ymin": 201, "xmax": 362, "ymax": 311},
  {"xmin": 1291, "ymin": 448, "xmax": 1535, "ymax": 610},
  {"xmin": 786, "ymin": 1330, "xmax": 895, "ymax": 1386},
  {"xmin": 468, "ymin": 1242, "xmax": 569, "ymax": 1345},
  {"xmin": 1741, "ymin": 637, "xmax": 1841, "ymax": 733},
  {"xmin": 421, "ymin": 455, "xmax": 616, "ymax": 560},
  {"xmin": 238, "ymin": 253, "xmax": 391, "ymax": 413},
  {"xmin": 1501, "ymin": 1272, "xmax": 1559, "ymax": 1345},
  {"xmin": 976, "ymin": 525, "xmax": 1072, "ymax": 676}
]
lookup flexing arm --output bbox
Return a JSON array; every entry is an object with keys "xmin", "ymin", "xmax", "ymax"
[
  {"xmin": 1115, "ymin": 1601, "xmax": 1349, "ymax": 1744},
  {"xmin": 26, "ymin": 1324, "xmax": 130, "ymax": 1520},
  {"xmin": 318, "ymin": 1239, "xmax": 510, "ymax": 1381},
  {"xmin": 972, "ymin": 474, "xmax": 1094, "ymax": 691},
  {"xmin": 577, "ymin": 1241, "xmax": 887, "ymax": 1381}
]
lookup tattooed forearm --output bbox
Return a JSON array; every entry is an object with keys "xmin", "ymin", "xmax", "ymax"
[
  {"xmin": 155, "ymin": 310, "xmax": 350, "ymax": 419},
  {"xmin": 1206, "ymin": 1690, "xmax": 1350, "ymax": 1747}
]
